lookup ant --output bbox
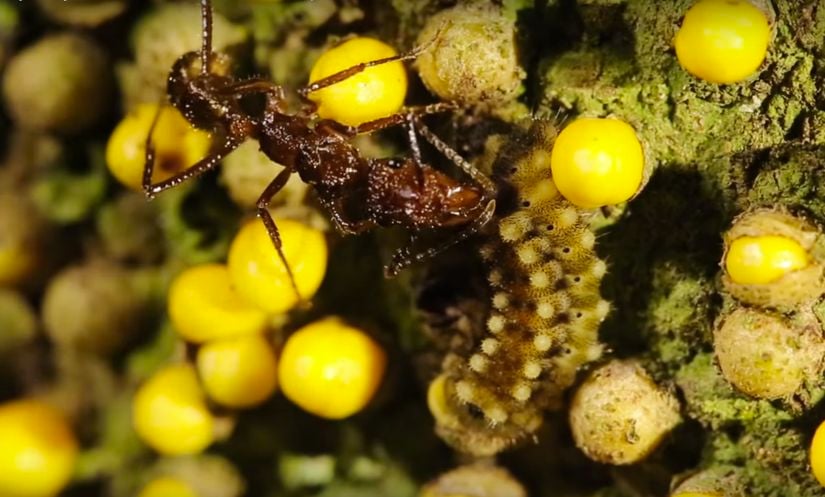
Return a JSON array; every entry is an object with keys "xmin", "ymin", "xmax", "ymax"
[{"xmin": 143, "ymin": 0, "xmax": 496, "ymax": 297}]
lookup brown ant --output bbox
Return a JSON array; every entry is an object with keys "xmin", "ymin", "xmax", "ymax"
[{"xmin": 143, "ymin": 0, "xmax": 496, "ymax": 295}]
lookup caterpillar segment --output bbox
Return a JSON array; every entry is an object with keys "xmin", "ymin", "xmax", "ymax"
[{"xmin": 430, "ymin": 121, "xmax": 609, "ymax": 456}]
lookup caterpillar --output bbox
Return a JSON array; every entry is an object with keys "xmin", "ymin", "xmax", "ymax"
[{"xmin": 429, "ymin": 120, "xmax": 610, "ymax": 457}]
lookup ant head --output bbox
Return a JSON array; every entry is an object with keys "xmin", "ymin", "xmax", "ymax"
[{"xmin": 167, "ymin": 51, "xmax": 234, "ymax": 130}]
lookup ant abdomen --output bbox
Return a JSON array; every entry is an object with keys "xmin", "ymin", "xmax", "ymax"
[{"xmin": 366, "ymin": 159, "xmax": 484, "ymax": 229}]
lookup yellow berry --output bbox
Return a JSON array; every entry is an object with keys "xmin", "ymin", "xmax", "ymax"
[
  {"xmin": 196, "ymin": 335, "xmax": 279, "ymax": 408},
  {"xmin": 168, "ymin": 263, "xmax": 269, "ymax": 343},
  {"xmin": 721, "ymin": 208, "xmax": 825, "ymax": 309},
  {"xmin": 307, "ymin": 37, "xmax": 407, "ymax": 126},
  {"xmin": 278, "ymin": 317, "xmax": 386, "ymax": 419},
  {"xmin": 137, "ymin": 477, "xmax": 198, "ymax": 497},
  {"xmin": 132, "ymin": 364, "xmax": 215, "ymax": 455},
  {"xmin": 427, "ymin": 374, "xmax": 455, "ymax": 428},
  {"xmin": 0, "ymin": 399, "xmax": 78, "ymax": 497},
  {"xmin": 550, "ymin": 117, "xmax": 644, "ymax": 208},
  {"xmin": 725, "ymin": 235, "xmax": 809, "ymax": 285},
  {"xmin": 671, "ymin": 494, "xmax": 721, "ymax": 497},
  {"xmin": 0, "ymin": 193, "xmax": 43, "ymax": 287},
  {"xmin": 811, "ymin": 420, "xmax": 825, "ymax": 487},
  {"xmin": 0, "ymin": 240, "xmax": 38, "ymax": 287},
  {"xmin": 227, "ymin": 219, "xmax": 327, "ymax": 314},
  {"xmin": 713, "ymin": 307, "xmax": 825, "ymax": 400},
  {"xmin": 106, "ymin": 103, "xmax": 211, "ymax": 191},
  {"xmin": 674, "ymin": 0, "xmax": 770, "ymax": 84}
]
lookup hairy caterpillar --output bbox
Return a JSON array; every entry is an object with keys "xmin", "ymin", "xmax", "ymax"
[{"xmin": 429, "ymin": 120, "xmax": 610, "ymax": 456}]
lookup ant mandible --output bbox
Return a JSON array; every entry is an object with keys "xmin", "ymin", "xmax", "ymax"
[{"xmin": 143, "ymin": 0, "xmax": 497, "ymax": 297}]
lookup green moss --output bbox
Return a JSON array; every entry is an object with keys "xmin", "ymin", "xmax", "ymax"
[
  {"xmin": 644, "ymin": 261, "xmax": 716, "ymax": 369},
  {"xmin": 740, "ymin": 145, "xmax": 825, "ymax": 219},
  {"xmin": 541, "ymin": 0, "xmax": 825, "ymax": 170},
  {"xmin": 674, "ymin": 352, "xmax": 825, "ymax": 497}
]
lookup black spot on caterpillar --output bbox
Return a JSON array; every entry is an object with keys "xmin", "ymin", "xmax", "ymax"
[{"xmin": 430, "ymin": 120, "xmax": 610, "ymax": 456}]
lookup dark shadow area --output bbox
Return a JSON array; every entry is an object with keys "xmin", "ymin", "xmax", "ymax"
[{"xmin": 597, "ymin": 166, "xmax": 727, "ymax": 357}]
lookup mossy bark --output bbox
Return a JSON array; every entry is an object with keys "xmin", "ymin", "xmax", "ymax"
[{"xmin": 537, "ymin": 1, "xmax": 825, "ymax": 495}]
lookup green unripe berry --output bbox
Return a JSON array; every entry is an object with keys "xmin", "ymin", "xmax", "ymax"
[
  {"xmin": 415, "ymin": 3, "xmax": 524, "ymax": 105},
  {"xmin": 3, "ymin": 33, "xmax": 112, "ymax": 134},
  {"xmin": 569, "ymin": 360, "xmax": 681, "ymax": 465},
  {"xmin": 713, "ymin": 307, "xmax": 825, "ymax": 400}
]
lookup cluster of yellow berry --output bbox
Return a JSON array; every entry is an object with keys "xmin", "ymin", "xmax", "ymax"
[
  {"xmin": 104, "ymin": 39, "xmax": 406, "ymax": 497},
  {"xmin": 717, "ymin": 208, "xmax": 825, "ymax": 488},
  {"xmin": 550, "ymin": 0, "xmax": 775, "ymax": 209},
  {"xmin": 132, "ymin": 219, "xmax": 388, "ymax": 460}
]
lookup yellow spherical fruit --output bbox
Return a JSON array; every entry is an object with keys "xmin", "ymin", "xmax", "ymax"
[
  {"xmin": 674, "ymin": 0, "xmax": 770, "ymax": 84},
  {"xmin": 0, "ymin": 399, "xmax": 78, "ymax": 497},
  {"xmin": 724, "ymin": 235, "xmax": 809, "ymax": 285},
  {"xmin": 0, "ymin": 193, "xmax": 43, "ymax": 287},
  {"xmin": 672, "ymin": 494, "xmax": 721, "ymax": 497},
  {"xmin": 307, "ymin": 37, "xmax": 407, "ymax": 126},
  {"xmin": 106, "ymin": 103, "xmax": 211, "ymax": 191},
  {"xmin": 426, "ymin": 374, "xmax": 455, "ymax": 428},
  {"xmin": 721, "ymin": 208, "xmax": 825, "ymax": 309},
  {"xmin": 278, "ymin": 317, "xmax": 386, "ymax": 419},
  {"xmin": 550, "ymin": 117, "xmax": 644, "ymax": 208},
  {"xmin": 132, "ymin": 364, "xmax": 215, "ymax": 456},
  {"xmin": 0, "ymin": 241, "xmax": 37, "ymax": 288},
  {"xmin": 196, "ymin": 335, "xmax": 279, "ymax": 408},
  {"xmin": 812, "ymin": 420, "xmax": 825, "ymax": 487},
  {"xmin": 168, "ymin": 263, "xmax": 269, "ymax": 343},
  {"xmin": 137, "ymin": 477, "xmax": 198, "ymax": 497},
  {"xmin": 228, "ymin": 219, "xmax": 327, "ymax": 314}
]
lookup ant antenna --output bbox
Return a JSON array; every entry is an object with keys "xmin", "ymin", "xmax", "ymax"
[{"xmin": 200, "ymin": 0, "xmax": 212, "ymax": 75}]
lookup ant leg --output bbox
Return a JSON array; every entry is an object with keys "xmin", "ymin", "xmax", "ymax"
[
  {"xmin": 317, "ymin": 102, "xmax": 459, "ymax": 138},
  {"xmin": 298, "ymin": 45, "xmax": 429, "ymax": 100},
  {"xmin": 413, "ymin": 118, "xmax": 497, "ymax": 198},
  {"xmin": 401, "ymin": 114, "xmax": 428, "ymax": 187},
  {"xmin": 296, "ymin": 22, "xmax": 450, "ymax": 103},
  {"xmin": 385, "ymin": 198, "xmax": 497, "ymax": 277},
  {"xmin": 200, "ymin": 0, "xmax": 212, "ymax": 75},
  {"xmin": 217, "ymin": 79, "xmax": 285, "ymax": 99},
  {"xmin": 255, "ymin": 167, "xmax": 305, "ymax": 304},
  {"xmin": 316, "ymin": 196, "xmax": 372, "ymax": 235},
  {"xmin": 404, "ymin": 115, "xmax": 424, "ymax": 166},
  {"xmin": 143, "ymin": 127, "xmax": 238, "ymax": 198}
]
